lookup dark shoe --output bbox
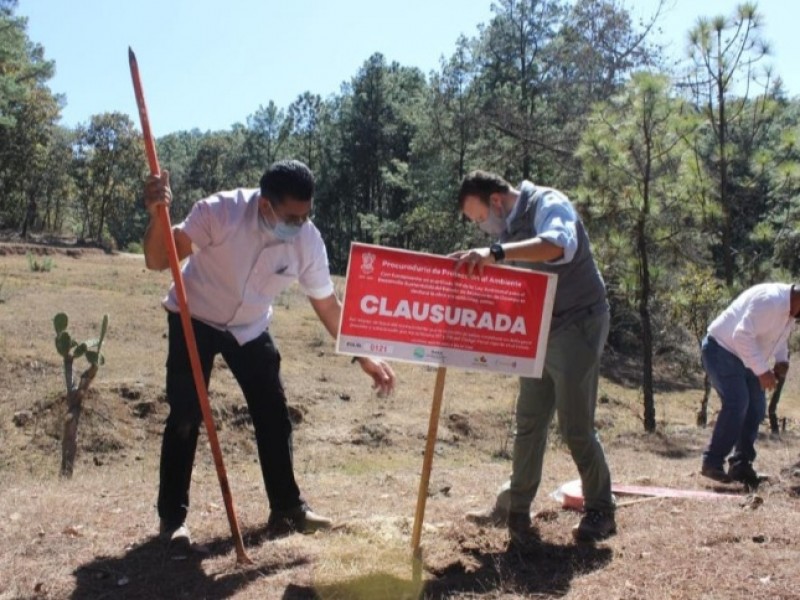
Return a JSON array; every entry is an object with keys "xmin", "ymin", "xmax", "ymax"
[
  {"xmin": 159, "ymin": 521, "xmax": 191, "ymax": 552},
  {"xmin": 465, "ymin": 505, "xmax": 508, "ymax": 527},
  {"xmin": 266, "ymin": 506, "xmax": 332, "ymax": 537},
  {"xmin": 728, "ymin": 462, "xmax": 761, "ymax": 487},
  {"xmin": 572, "ymin": 510, "xmax": 616, "ymax": 542},
  {"xmin": 507, "ymin": 510, "xmax": 539, "ymax": 542},
  {"xmin": 701, "ymin": 464, "xmax": 732, "ymax": 483}
]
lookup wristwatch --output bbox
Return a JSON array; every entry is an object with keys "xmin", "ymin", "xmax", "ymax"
[{"xmin": 489, "ymin": 243, "xmax": 505, "ymax": 263}]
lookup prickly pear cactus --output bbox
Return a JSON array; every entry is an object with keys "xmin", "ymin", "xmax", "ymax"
[{"xmin": 53, "ymin": 312, "xmax": 109, "ymax": 477}]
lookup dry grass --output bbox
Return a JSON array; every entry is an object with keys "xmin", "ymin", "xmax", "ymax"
[{"xmin": 1, "ymin": 244, "xmax": 799, "ymax": 600}]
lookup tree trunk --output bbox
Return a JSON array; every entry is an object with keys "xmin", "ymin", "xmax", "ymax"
[
  {"xmin": 768, "ymin": 377, "xmax": 785, "ymax": 435},
  {"xmin": 20, "ymin": 195, "xmax": 37, "ymax": 239},
  {"xmin": 60, "ymin": 363, "xmax": 98, "ymax": 478},
  {"xmin": 60, "ymin": 390, "xmax": 84, "ymax": 477},
  {"xmin": 716, "ymin": 28, "xmax": 734, "ymax": 287},
  {"xmin": 639, "ymin": 144, "xmax": 655, "ymax": 432},
  {"xmin": 697, "ymin": 373, "xmax": 711, "ymax": 427}
]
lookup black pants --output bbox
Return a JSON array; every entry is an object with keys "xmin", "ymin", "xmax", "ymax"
[{"xmin": 157, "ymin": 311, "xmax": 302, "ymax": 528}]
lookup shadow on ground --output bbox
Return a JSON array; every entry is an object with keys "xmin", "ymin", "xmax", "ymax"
[
  {"xmin": 610, "ymin": 429, "xmax": 705, "ymax": 460},
  {"xmin": 601, "ymin": 348, "xmax": 702, "ymax": 393},
  {"xmin": 71, "ymin": 526, "xmax": 308, "ymax": 600},
  {"xmin": 281, "ymin": 539, "xmax": 613, "ymax": 599}
]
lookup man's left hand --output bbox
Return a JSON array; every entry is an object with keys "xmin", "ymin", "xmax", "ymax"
[
  {"xmin": 449, "ymin": 248, "xmax": 492, "ymax": 277},
  {"xmin": 356, "ymin": 358, "xmax": 396, "ymax": 396}
]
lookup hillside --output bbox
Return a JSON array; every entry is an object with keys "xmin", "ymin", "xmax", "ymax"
[{"xmin": 1, "ymin": 247, "xmax": 799, "ymax": 600}]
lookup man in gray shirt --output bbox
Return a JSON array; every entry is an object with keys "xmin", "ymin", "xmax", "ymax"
[{"xmin": 452, "ymin": 170, "xmax": 615, "ymax": 542}]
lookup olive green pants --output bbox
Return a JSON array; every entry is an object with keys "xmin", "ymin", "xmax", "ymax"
[{"xmin": 495, "ymin": 310, "xmax": 614, "ymax": 514}]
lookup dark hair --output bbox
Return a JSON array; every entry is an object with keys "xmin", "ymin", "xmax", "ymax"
[
  {"xmin": 457, "ymin": 170, "xmax": 512, "ymax": 208},
  {"xmin": 259, "ymin": 159, "xmax": 315, "ymax": 204}
]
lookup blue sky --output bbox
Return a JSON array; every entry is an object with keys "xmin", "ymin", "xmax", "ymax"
[{"xmin": 18, "ymin": 0, "xmax": 799, "ymax": 137}]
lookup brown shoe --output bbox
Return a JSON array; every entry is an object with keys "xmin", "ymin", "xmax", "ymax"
[{"xmin": 465, "ymin": 505, "xmax": 508, "ymax": 527}]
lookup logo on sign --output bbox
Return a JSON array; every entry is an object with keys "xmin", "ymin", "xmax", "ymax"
[{"xmin": 361, "ymin": 252, "xmax": 376, "ymax": 275}]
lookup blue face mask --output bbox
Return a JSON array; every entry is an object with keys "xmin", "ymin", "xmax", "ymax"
[{"xmin": 273, "ymin": 221, "xmax": 302, "ymax": 241}]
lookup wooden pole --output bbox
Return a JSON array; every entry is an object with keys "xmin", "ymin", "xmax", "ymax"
[
  {"xmin": 128, "ymin": 48, "xmax": 251, "ymax": 565},
  {"xmin": 768, "ymin": 376, "xmax": 785, "ymax": 435},
  {"xmin": 411, "ymin": 366, "xmax": 447, "ymax": 581}
]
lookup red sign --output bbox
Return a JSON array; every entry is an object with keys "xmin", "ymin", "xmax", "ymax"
[{"xmin": 337, "ymin": 243, "xmax": 557, "ymax": 377}]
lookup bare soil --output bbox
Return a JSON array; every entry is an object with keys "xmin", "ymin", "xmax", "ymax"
[{"xmin": 1, "ymin": 245, "xmax": 799, "ymax": 600}]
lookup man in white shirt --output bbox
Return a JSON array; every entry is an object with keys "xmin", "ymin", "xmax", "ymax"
[
  {"xmin": 700, "ymin": 283, "xmax": 799, "ymax": 486},
  {"xmin": 143, "ymin": 160, "xmax": 395, "ymax": 548}
]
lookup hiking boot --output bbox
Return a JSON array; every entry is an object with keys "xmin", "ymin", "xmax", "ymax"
[
  {"xmin": 572, "ymin": 510, "xmax": 616, "ymax": 542},
  {"xmin": 728, "ymin": 462, "xmax": 761, "ymax": 487},
  {"xmin": 507, "ymin": 510, "xmax": 539, "ymax": 542},
  {"xmin": 701, "ymin": 464, "xmax": 732, "ymax": 483},
  {"xmin": 465, "ymin": 505, "xmax": 508, "ymax": 527},
  {"xmin": 159, "ymin": 521, "xmax": 191, "ymax": 552},
  {"xmin": 266, "ymin": 505, "xmax": 332, "ymax": 537}
]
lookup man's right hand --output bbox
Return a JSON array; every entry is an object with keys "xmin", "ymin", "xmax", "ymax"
[
  {"xmin": 142, "ymin": 169, "xmax": 192, "ymax": 270},
  {"xmin": 758, "ymin": 370, "xmax": 777, "ymax": 391},
  {"xmin": 144, "ymin": 170, "xmax": 171, "ymax": 217}
]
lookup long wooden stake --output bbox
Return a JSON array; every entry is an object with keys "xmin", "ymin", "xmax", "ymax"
[
  {"xmin": 411, "ymin": 366, "xmax": 447, "ymax": 581},
  {"xmin": 128, "ymin": 47, "xmax": 251, "ymax": 565}
]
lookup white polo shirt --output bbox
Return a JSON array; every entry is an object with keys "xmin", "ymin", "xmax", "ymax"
[
  {"xmin": 707, "ymin": 283, "xmax": 794, "ymax": 376},
  {"xmin": 162, "ymin": 188, "xmax": 334, "ymax": 345}
]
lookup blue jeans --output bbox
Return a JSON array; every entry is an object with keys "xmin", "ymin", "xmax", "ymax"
[{"xmin": 701, "ymin": 335, "xmax": 766, "ymax": 470}]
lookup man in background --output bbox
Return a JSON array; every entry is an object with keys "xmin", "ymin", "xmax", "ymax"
[{"xmin": 700, "ymin": 282, "xmax": 797, "ymax": 487}]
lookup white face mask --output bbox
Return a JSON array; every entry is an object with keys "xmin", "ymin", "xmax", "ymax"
[{"xmin": 478, "ymin": 204, "xmax": 507, "ymax": 237}]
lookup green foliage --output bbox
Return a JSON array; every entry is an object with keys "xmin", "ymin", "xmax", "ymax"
[
  {"xmin": 670, "ymin": 264, "xmax": 726, "ymax": 344},
  {"xmin": 685, "ymin": 4, "xmax": 773, "ymax": 286},
  {"xmin": 72, "ymin": 112, "xmax": 147, "ymax": 247},
  {"xmin": 55, "ymin": 331, "xmax": 71, "ymax": 357},
  {"xmin": 53, "ymin": 312, "xmax": 108, "ymax": 367},
  {"xmin": 0, "ymin": 1, "xmax": 61, "ymax": 231},
  {"xmin": 27, "ymin": 252, "xmax": 53, "ymax": 272},
  {"xmin": 53, "ymin": 312, "xmax": 68, "ymax": 334}
]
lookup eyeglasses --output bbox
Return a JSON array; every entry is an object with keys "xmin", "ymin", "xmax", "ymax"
[{"xmin": 269, "ymin": 198, "xmax": 313, "ymax": 226}]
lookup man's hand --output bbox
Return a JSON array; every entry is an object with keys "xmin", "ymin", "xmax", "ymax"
[
  {"xmin": 449, "ymin": 247, "xmax": 492, "ymax": 277},
  {"xmin": 144, "ymin": 170, "xmax": 172, "ymax": 217},
  {"xmin": 355, "ymin": 357, "xmax": 396, "ymax": 396},
  {"xmin": 142, "ymin": 169, "xmax": 192, "ymax": 270},
  {"xmin": 758, "ymin": 370, "xmax": 778, "ymax": 391},
  {"xmin": 773, "ymin": 361, "xmax": 789, "ymax": 382}
]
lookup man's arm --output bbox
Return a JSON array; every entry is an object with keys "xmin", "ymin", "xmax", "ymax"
[
  {"xmin": 450, "ymin": 238, "xmax": 563, "ymax": 277},
  {"xmin": 451, "ymin": 190, "xmax": 577, "ymax": 276},
  {"xmin": 308, "ymin": 293, "xmax": 396, "ymax": 395},
  {"xmin": 142, "ymin": 170, "xmax": 193, "ymax": 271}
]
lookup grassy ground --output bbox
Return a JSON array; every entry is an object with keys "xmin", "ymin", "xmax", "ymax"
[{"xmin": 0, "ymin": 245, "xmax": 799, "ymax": 599}]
